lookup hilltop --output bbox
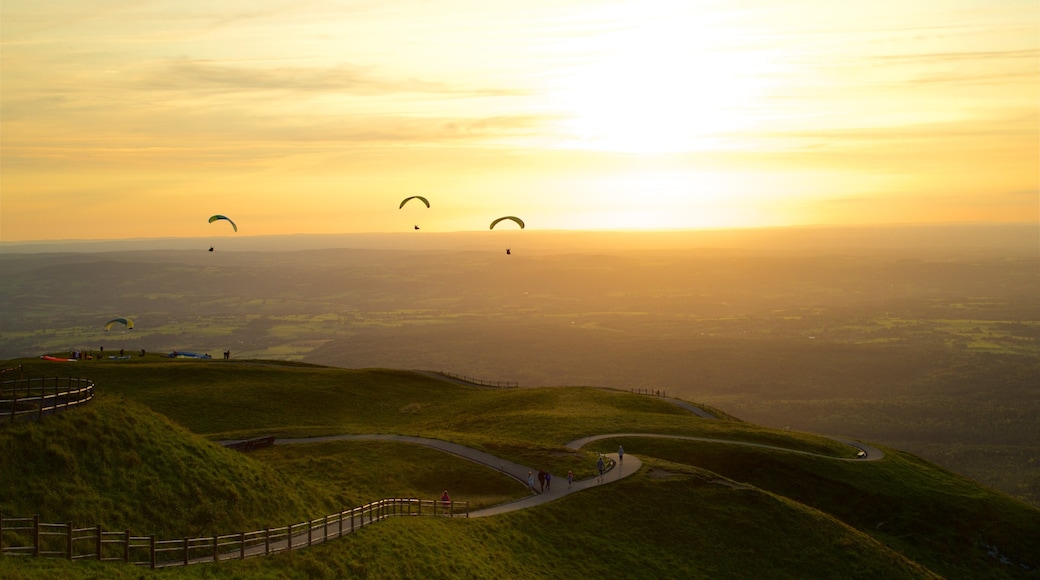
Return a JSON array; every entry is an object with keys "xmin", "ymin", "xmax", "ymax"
[{"xmin": 1, "ymin": 357, "xmax": 1038, "ymax": 578}]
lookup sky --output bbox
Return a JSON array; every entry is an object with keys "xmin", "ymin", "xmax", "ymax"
[{"xmin": 1, "ymin": 0, "xmax": 1037, "ymax": 241}]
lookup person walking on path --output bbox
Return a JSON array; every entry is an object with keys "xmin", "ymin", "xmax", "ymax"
[
  {"xmin": 538, "ymin": 468, "xmax": 546, "ymax": 492},
  {"xmin": 567, "ymin": 470, "xmax": 574, "ymax": 488},
  {"xmin": 440, "ymin": 490, "xmax": 451, "ymax": 515},
  {"xmin": 597, "ymin": 455, "xmax": 605, "ymax": 482},
  {"xmin": 527, "ymin": 471, "xmax": 535, "ymax": 493},
  {"xmin": 618, "ymin": 445, "xmax": 624, "ymax": 465},
  {"xmin": 545, "ymin": 471, "xmax": 552, "ymax": 491}
]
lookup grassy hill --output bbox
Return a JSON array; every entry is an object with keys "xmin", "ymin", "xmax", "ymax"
[{"xmin": 1, "ymin": 356, "xmax": 1038, "ymax": 578}]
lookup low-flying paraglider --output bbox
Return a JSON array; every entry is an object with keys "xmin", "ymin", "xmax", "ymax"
[
  {"xmin": 207, "ymin": 214, "xmax": 237, "ymax": 251},
  {"xmin": 490, "ymin": 216, "xmax": 524, "ymax": 255},
  {"xmin": 399, "ymin": 196, "xmax": 430, "ymax": 231},
  {"xmin": 104, "ymin": 318, "xmax": 134, "ymax": 331}
]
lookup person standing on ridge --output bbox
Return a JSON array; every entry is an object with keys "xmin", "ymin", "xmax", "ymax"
[{"xmin": 440, "ymin": 490, "xmax": 451, "ymax": 515}]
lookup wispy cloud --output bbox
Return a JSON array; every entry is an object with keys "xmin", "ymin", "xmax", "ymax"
[{"xmin": 132, "ymin": 58, "xmax": 528, "ymax": 97}]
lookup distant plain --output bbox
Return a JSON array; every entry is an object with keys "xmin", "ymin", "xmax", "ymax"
[{"xmin": 2, "ymin": 224, "xmax": 1037, "ymax": 505}]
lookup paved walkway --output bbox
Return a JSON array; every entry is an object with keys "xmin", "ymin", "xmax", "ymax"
[
  {"xmin": 221, "ymin": 381, "xmax": 883, "ymax": 525},
  {"xmin": 268, "ymin": 428, "xmax": 881, "ymax": 517}
]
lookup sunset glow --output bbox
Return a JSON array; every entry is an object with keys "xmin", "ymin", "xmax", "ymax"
[{"xmin": 1, "ymin": 0, "xmax": 1037, "ymax": 240}]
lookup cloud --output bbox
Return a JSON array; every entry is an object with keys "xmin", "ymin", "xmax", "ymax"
[{"xmin": 131, "ymin": 58, "xmax": 527, "ymax": 98}]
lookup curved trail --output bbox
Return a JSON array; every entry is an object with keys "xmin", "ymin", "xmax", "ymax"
[
  {"xmin": 258, "ymin": 390, "xmax": 883, "ymax": 517},
  {"xmin": 269, "ymin": 429, "xmax": 882, "ymax": 517}
]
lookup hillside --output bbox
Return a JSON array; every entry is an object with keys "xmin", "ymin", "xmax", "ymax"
[{"xmin": 1, "ymin": 357, "xmax": 1038, "ymax": 578}]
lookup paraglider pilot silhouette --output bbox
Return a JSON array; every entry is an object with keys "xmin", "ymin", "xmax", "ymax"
[
  {"xmin": 399, "ymin": 196, "xmax": 430, "ymax": 230},
  {"xmin": 490, "ymin": 216, "xmax": 524, "ymax": 255},
  {"xmin": 207, "ymin": 214, "xmax": 237, "ymax": 251}
]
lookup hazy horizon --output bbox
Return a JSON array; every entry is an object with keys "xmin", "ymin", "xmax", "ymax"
[{"xmin": 2, "ymin": 222, "xmax": 1037, "ymax": 254}]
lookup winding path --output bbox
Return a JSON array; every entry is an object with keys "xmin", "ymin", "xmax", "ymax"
[{"xmin": 267, "ymin": 426, "xmax": 882, "ymax": 517}]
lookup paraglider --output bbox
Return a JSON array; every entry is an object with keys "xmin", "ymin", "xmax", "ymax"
[
  {"xmin": 207, "ymin": 214, "xmax": 237, "ymax": 251},
  {"xmin": 104, "ymin": 318, "xmax": 134, "ymax": 331},
  {"xmin": 399, "ymin": 196, "xmax": 430, "ymax": 231},
  {"xmin": 208, "ymin": 215, "xmax": 238, "ymax": 232},
  {"xmin": 490, "ymin": 216, "xmax": 524, "ymax": 255}
]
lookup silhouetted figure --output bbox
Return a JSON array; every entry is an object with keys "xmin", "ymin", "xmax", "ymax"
[
  {"xmin": 414, "ymin": 225, "xmax": 420, "ymax": 230},
  {"xmin": 208, "ymin": 246, "xmax": 214, "ymax": 252},
  {"xmin": 224, "ymin": 349, "xmax": 230, "ymax": 360},
  {"xmin": 506, "ymin": 248, "xmax": 511, "ymax": 255}
]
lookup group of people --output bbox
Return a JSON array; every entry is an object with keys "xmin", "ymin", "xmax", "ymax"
[
  {"xmin": 67, "ymin": 347, "xmax": 146, "ymax": 360},
  {"xmin": 525, "ymin": 445, "xmax": 625, "ymax": 490}
]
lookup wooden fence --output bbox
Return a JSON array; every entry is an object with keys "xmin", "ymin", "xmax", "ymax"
[
  {"xmin": 0, "ymin": 498, "xmax": 468, "ymax": 568},
  {"xmin": 0, "ymin": 377, "xmax": 94, "ymax": 423},
  {"xmin": 436, "ymin": 372, "xmax": 518, "ymax": 388}
]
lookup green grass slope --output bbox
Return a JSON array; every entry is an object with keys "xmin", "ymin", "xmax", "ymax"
[{"xmin": 2, "ymin": 357, "xmax": 1038, "ymax": 578}]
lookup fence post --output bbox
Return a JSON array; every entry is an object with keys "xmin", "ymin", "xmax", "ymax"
[
  {"xmin": 124, "ymin": 530, "xmax": 130, "ymax": 563},
  {"xmin": 96, "ymin": 524, "xmax": 102, "ymax": 560},
  {"xmin": 0, "ymin": 510, "xmax": 4, "ymax": 554},
  {"xmin": 351, "ymin": 508, "xmax": 355, "ymax": 533},
  {"xmin": 287, "ymin": 524, "xmax": 292, "ymax": 550},
  {"xmin": 264, "ymin": 528, "xmax": 270, "ymax": 555},
  {"xmin": 307, "ymin": 519, "xmax": 313, "ymax": 547},
  {"xmin": 33, "ymin": 515, "xmax": 40, "ymax": 557},
  {"xmin": 212, "ymin": 535, "xmax": 218, "ymax": 562},
  {"xmin": 183, "ymin": 538, "xmax": 190, "ymax": 566},
  {"xmin": 239, "ymin": 531, "xmax": 245, "ymax": 559},
  {"xmin": 149, "ymin": 535, "xmax": 156, "ymax": 569},
  {"xmin": 66, "ymin": 522, "xmax": 73, "ymax": 560},
  {"xmin": 323, "ymin": 515, "xmax": 328, "ymax": 541},
  {"xmin": 339, "ymin": 511, "xmax": 344, "ymax": 537}
]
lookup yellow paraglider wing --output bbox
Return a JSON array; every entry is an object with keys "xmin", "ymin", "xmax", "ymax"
[
  {"xmin": 399, "ymin": 196, "xmax": 430, "ymax": 209},
  {"xmin": 489, "ymin": 216, "xmax": 525, "ymax": 230},
  {"xmin": 104, "ymin": 318, "xmax": 134, "ymax": 331},
  {"xmin": 208, "ymin": 215, "xmax": 238, "ymax": 232}
]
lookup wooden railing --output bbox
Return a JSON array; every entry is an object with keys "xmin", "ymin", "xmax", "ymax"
[
  {"xmin": 0, "ymin": 377, "xmax": 94, "ymax": 423},
  {"xmin": 0, "ymin": 498, "xmax": 468, "ymax": 568},
  {"xmin": 436, "ymin": 372, "xmax": 518, "ymax": 388}
]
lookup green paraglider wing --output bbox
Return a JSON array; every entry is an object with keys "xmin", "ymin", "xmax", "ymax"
[
  {"xmin": 399, "ymin": 196, "xmax": 430, "ymax": 209},
  {"xmin": 104, "ymin": 318, "xmax": 134, "ymax": 331},
  {"xmin": 208, "ymin": 214, "xmax": 238, "ymax": 232},
  {"xmin": 489, "ymin": 216, "xmax": 525, "ymax": 230}
]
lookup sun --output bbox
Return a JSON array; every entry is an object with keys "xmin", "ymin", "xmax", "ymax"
[{"xmin": 545, "ymin": 7, "xmax": 774, "ymax": 154}]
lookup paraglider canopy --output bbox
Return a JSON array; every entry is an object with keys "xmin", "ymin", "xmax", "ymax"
[
  {"xmin": 104, "ymin": 318, "xmax": 134, "ymax": 331},
  {"xmin": 399, "ymin": 196, "xmax": 430, "ymax": 209},
  {"xmin": 490, "ymin": 216, "xmax": 525, "ymax": 230},
  {"xmin": 208, "ymin": 215, "xmax": 238, "ymax": 232}
]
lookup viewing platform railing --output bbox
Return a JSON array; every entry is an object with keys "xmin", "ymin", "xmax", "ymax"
[{"xmin": 0, "ymin": 377, "xmax": 95, "ymax": 423}]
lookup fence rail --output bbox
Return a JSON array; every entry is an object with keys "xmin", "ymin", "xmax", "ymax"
[
  {"xmin": 436, "ymin": 371, "xmax": 518, "ymax": 388},
  {"xmin": 0, "ymin": 377, "xmax": 95, "ymax": 422},
  {"xmin": 0, "ymin": 498, "xmax": 468, "ymax": 568}
]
